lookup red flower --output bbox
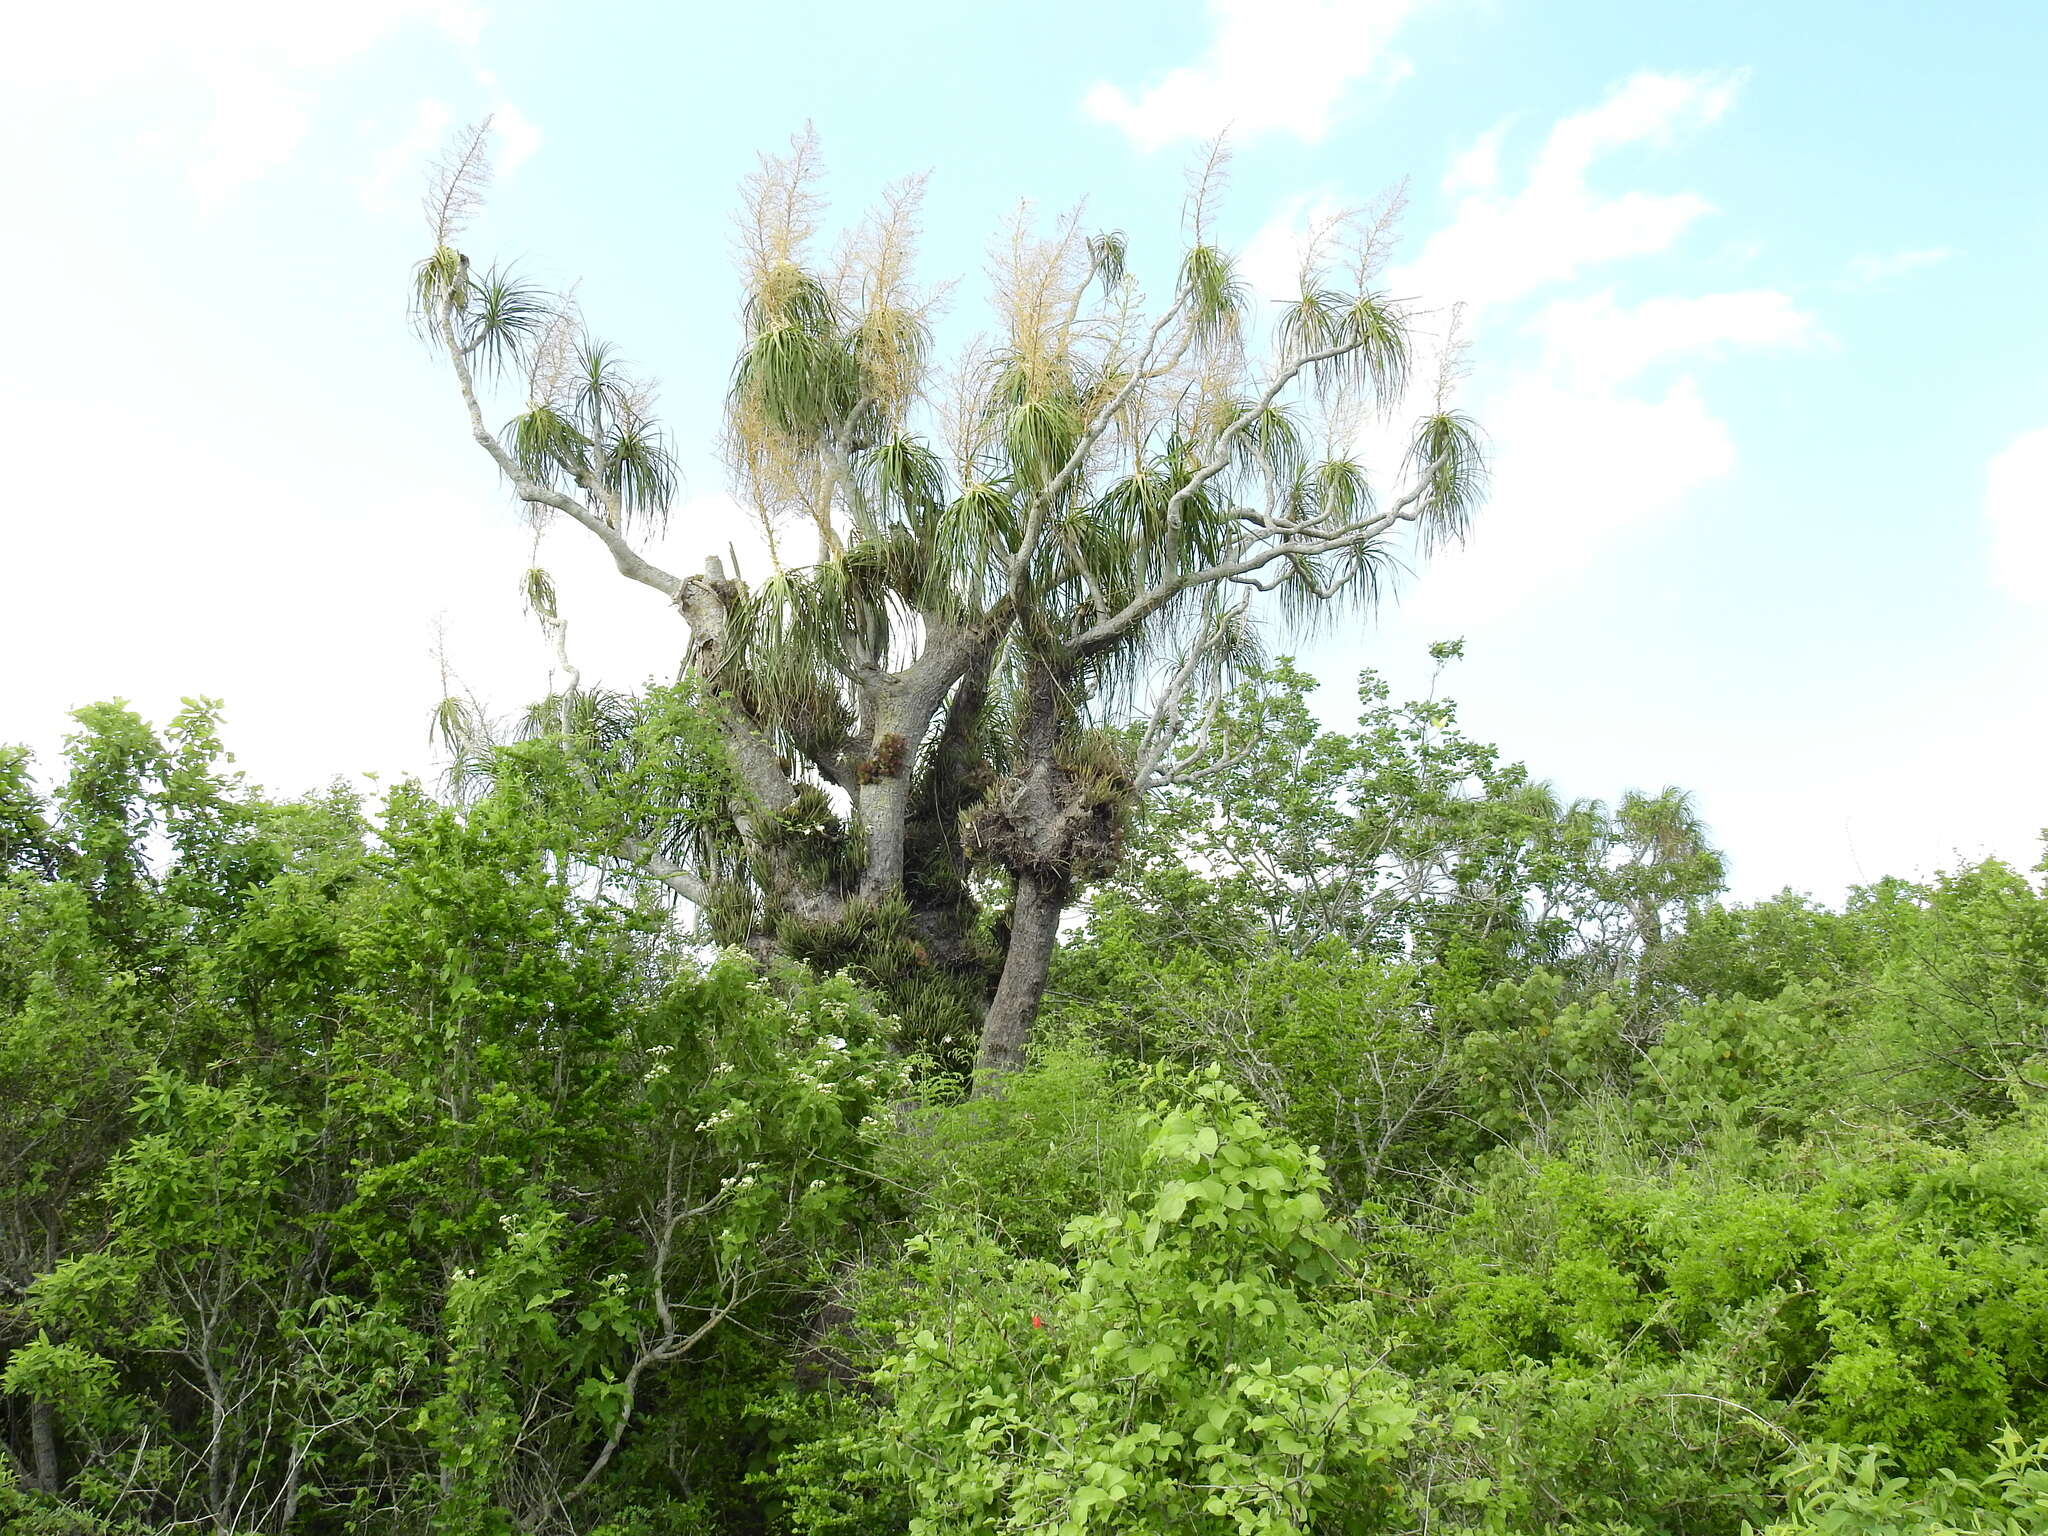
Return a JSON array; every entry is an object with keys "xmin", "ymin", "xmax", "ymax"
[{"xmin": 1031, "ymin": 1314, "xmax": 1044, "ymax": 1329}]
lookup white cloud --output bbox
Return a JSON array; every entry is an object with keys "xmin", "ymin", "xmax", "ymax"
[
  {"xmin": 1228, "ymin": 75, "xmax": 1796, "ymax": 623},
  {"xmin": 1399, "ymin": 288, "xmax": 1809, "ymax": 622},
  {"xmin": 1526, "ymin": 288, "xmax": 1816, "ymax": 388},
  {"xmin": 1399, "ymin": 71, "xmax": 1744, "ymax": 317},
  {"xmin": 358, "ymin": 98, "xmax": 455, "ymax": 214},
  {"xmin": 1236, "ymin": 71, "xmax": 1797, "ymax": 620},
  {"xmin": 189, "ymin": 74, "xmax": 316, "ymax": 209},
  {"xmin": 491, "ymin": 100, "xmax": 544, "ymax": 174},
  {"xmin": 1443, "ymin": 120, "xmax": 1510, "ymax": 195},
  {"xmin": 1986, "ymin": 426, "xmax": 2048, "ymax": 603},
  {"xmin": 470, "ymin": 69, "xmax": 545, "ymax": 174},
  {"xmin": 5, "ymin": 0, "xmax": 488, "ymax": 205},
  {"xmin": 1235, "ymin": 190, "xmax": 1351, "ymax": 299},
  {"xmin": 360, "ymin": 84, "xmax": 541, "ymax": 217},
  {"xmin": 1419, "ymin": 373, "xmax": 1734, "ymax": 608},
  {"xmin": 1084, "ymin": 0, "xmax": 1425, "ymax": 150},
  {"xmin": 1844, "ymin": 246, "xmax": 1955, "ymax": 286}
]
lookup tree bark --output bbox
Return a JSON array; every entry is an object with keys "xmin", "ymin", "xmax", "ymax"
[
  {"xmin": 973, "ymin": 869, "xmax": 1067, "ymax": 1087},
  {"xmin": 29, "ymin": 1393, "xmax": 57, "ymax": 1494},
  {"xmin": 854, "ymin": 710, "xmax": 917, "ymax": 899},
  {"xmin": 30, "ymin": 1220, "xmax": 59, "ymax": 1493}
]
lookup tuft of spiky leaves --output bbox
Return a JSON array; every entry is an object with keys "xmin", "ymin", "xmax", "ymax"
[
  {"xmin": 522, "ymin": 567, "xmax": 558, "ymax": 621},
  {"xmin": 1406, "ymin": 410, "xmax": 1488, "ymax": 552},
  {"xmin": 1087, "ymin": 230, "xmax": 1129, "ymax": 291},
  {"xmin": 462, "ymin": 266, "xmax": 552, "ymax": 377},
  {"xmin": 1179, "ymin": 244, "xmax": 1247, "ymax": 346}
]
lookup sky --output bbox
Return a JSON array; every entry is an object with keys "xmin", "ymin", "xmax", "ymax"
[{"xmin": 3, "ymin": 0, "xmax": 2045, "ymax": 904}]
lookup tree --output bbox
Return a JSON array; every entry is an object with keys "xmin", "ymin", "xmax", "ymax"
[
  {"xmin": 1043, "ymin": 656, "xmax": 1727, "ymax": 1192},
  {"xmin": 0, "ymin": 705, "xmax": 908, "ymax": 1531},
  {"xmin": 415, "ymin": 125, "xmax": 1486, "ymax": 1081},
  {"xmin": 1059, "ymin": 655, "xmax": 1725, "ymax": 1002}
]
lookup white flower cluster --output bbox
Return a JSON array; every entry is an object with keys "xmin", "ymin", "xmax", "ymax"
[
  {"xmin": 717, "ymin": 1159, "xmax": 765, "ymax": 1195},
  {"xmin": 786, "ymin": 1062, "xmax": 837, "ymax": 1098},
  {"xmin": 695, "ymin": 1101, "xmax": 744, "ymax": 1134},
  {"xmin": 644, "ymin": 1041, "xmax": 678, "ymax": 1084}
]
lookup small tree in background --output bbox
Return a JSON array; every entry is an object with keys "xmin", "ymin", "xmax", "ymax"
[{"xmin": 415, "ymin": 125, "xmax": 1486, "ymax": 1081}]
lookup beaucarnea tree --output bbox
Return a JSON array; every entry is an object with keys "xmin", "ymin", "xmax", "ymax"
[{"xmin": 414, "ymin": 124, "xmax": 1487, "ymax": 1082}]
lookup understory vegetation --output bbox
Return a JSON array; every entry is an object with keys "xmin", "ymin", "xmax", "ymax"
[{"xmin": 4, "ymin": 668, "xmax": 2046, "ymax": 1534}]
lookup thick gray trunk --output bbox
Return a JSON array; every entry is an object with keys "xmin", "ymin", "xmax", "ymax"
[
  {"xmin": 973, "ymin": 869, "xmax": 1066, "ymax": 1087},
  {"xmin": 856, "ymin": 737, "xmax": 915, "ymax": 898},
  {"xmin": 856, "ymin": 655, "xmax": 975, "ymax": 901}
]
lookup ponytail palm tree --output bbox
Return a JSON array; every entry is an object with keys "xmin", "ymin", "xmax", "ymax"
[{"xmin": 415, "ymin": 126, "xmax": 1486, "ymax": 1082}]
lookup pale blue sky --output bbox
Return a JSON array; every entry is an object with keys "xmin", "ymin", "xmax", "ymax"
[{"xmin": 3, "ymin": 0, "xmax": 2044, "ymax": 901}]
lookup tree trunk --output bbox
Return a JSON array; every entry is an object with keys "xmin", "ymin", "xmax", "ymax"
[
  {"xmin": 855, "ymin": 748, "xmax": 914, "ymax": 897},
  {"xmin": 30, "ymin": 1220, "xmax": 60, "ymax": 1493},
  {"xmin": 973, "ymin": 869, "xmax": 1067, "ymax": 1088},
  {"xmin": 29, "ymin": 1393, "xmax": 57, "ymax": 1493}
]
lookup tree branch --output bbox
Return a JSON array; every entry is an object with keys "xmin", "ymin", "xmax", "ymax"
[
  {"xmin": 1008, "ymin": 294, "xmax": 1194, "ymax": 594},
  {"xmin": 617, "ymin": 839, "xmax": 712, "ymax": 907},
  {"xmin": 435, "ymin": 294, "xmax": 684, "ymax": 600},
  {"xmin": 1068, "ymin": 450, "xmax": 1451, "ymax": 656}
]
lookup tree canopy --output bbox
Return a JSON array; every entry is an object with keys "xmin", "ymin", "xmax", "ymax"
[{"xmin": 415, "ymin": 125, "xmax": 1486, "ymax": 1080}]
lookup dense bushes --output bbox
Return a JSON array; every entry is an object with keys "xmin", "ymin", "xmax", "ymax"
[
  {"xmin": 4, "ymin": 677, "xmax": 2046, "ymax": 1532},
  {"xmin": 0, "ymin": 705, "xmax": 904, "ymax": 1532}
]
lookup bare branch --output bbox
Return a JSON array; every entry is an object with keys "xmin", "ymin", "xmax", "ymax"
[
  {"xmin": 617, "ymin": 839, "xmax": 712, "ymax": 908},
  {"xmin": 431, "ymin": 291, "xmax": 685, "ymax": 600}
]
